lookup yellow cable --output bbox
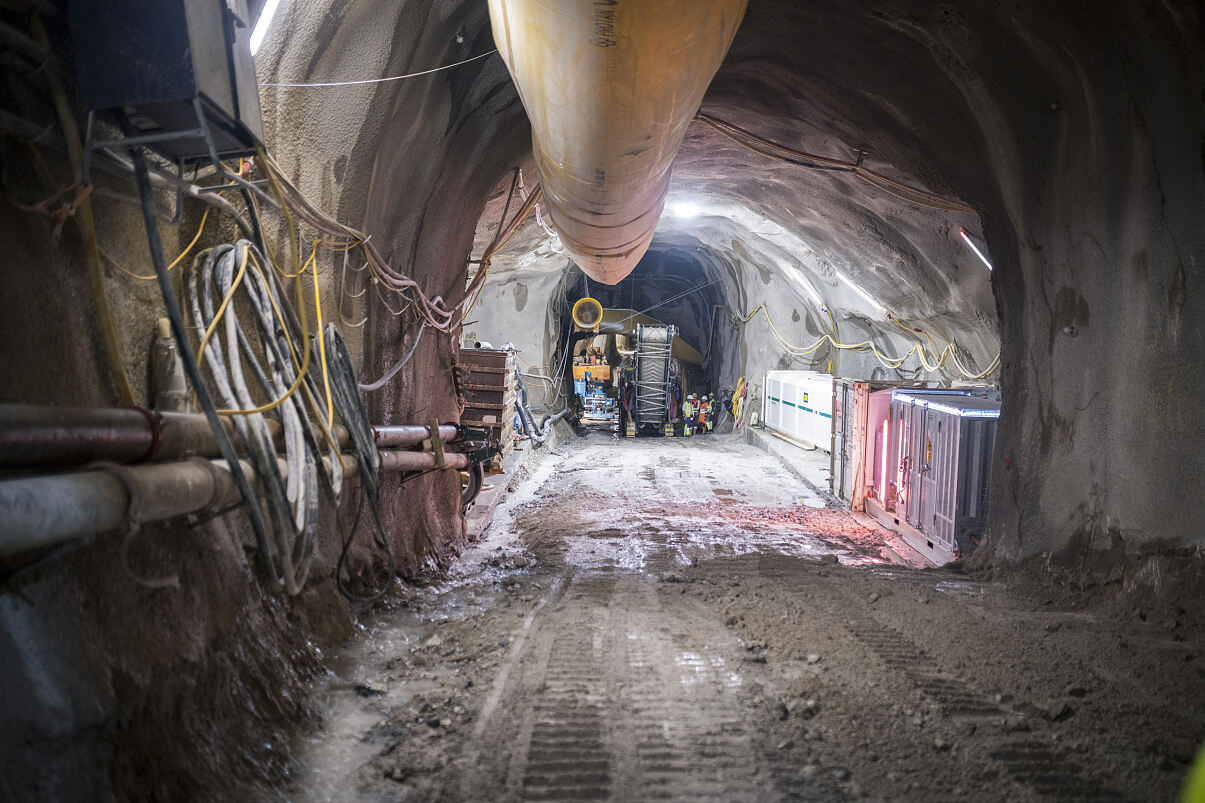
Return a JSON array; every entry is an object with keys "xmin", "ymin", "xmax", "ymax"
[
  {"xmin": 891, "ymin": 315, "xmax": 946, "ymax": 368},
  {"xmin": 196, "ymin": 245, "xmax": 251, "ymax": 367},
  {"xmin": 217, "ymin": 253, "xmax": 311, "ymax": 415},
  {"xmin": 32, "ymin": 15, "xmax": 135, "ymax": 407},
  {"xmin": 310, "ymin": 239, "xmax": 335, "ymax": 427},
  {"xmin": 742, "ymin": 304, "xmax": 999, "ymax": 379},
  {"xmin": 260, "ymin": 147, "xmax": 302, "ymax": 278},
  {"xmin": 102, "ymin": 208, "xmax": 211, "ymax": 280}
]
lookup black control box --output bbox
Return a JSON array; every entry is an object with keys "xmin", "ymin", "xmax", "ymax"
[{"xmin": 67, "ymin": 0, "xmax": 264, "ymax": 160}]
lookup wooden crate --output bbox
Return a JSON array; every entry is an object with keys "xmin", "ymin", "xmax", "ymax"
[
  {"xmin": 460, "ymin": 349, "xmax": 517, "ymax": 456},
  {"xmin": 462, "ymin": 382, "xmax": 515, "ymax": 408},
  {"xmin": 460, "ymin": 348, "xmax": 516, "ymax": 372},
  {"xmin": 463, "ymin": 403, "xmax": 516, "ymax": 454}
]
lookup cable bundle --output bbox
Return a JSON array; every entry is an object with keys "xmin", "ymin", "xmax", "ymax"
[{"xmin": 187, "ymin": 240, "xmax": 335, "ymax": 594}]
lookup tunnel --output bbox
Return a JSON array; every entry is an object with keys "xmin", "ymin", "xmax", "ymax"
[{"xmin": 0, "ymin": 0, "xmax": 1203, "ymax": 800}]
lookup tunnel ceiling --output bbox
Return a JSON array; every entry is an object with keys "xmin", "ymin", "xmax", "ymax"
[{"xmin": 464, "ymin": 0, "xmax": 1002, "ymax": 376}]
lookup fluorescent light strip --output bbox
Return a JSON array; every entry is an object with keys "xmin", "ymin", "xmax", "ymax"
[
  {"xmin": 894, "ymin": 392, "xmax": 1000, "ymax": 419},
  {"xmin": 250, "ymin": 0, "xmax": 283, "ymax": 55},
  {"xmin": 790, "ymin": 271, "xmax": 823, "ymax": 306},
  {"xmin": 836, "ymin": 272, "xmax": 884, "ymax": 314},
  {"xmin": 959, "ymin": 228, "xmax": 993, "ymax": 271}
]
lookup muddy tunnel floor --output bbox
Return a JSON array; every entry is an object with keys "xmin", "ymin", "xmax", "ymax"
[{"xmin": 288, "ymin": 433, "xmax": 1203, "ymax": 802}]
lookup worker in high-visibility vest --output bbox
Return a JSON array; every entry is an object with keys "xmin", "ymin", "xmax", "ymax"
[
  {"xmin": 682, "ymin": 394, "xmax": 696, "ymax": 437},
  {"xmin": 697, "ymin": 395, "xmax": 708, "ymax": 434},
  {"xmin": 705, "ymin": 394, "xmax": 716, "ymax": 432}
]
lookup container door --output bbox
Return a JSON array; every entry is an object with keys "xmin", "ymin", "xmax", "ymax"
[
  {"xmin": 831, "ymin": 382, "xmax": 848, "ymax": 499},
  {"xmin": 901, "ymin": 404, "xmax": 927, "ymax": 529},
  {"xmin": 917, "ymin": 410, "xmax": 941, "ymax": 540},
  {"xmin": 929, "ymin": 413, "xmax": 958, "ymax": 551}
]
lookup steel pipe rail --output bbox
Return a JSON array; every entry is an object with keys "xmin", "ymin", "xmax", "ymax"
[
  {"xmin": 0, "ymin": 403, "xmax": 355, "ymax": 469},
  {"xmin": 0, "ymin": 405, "xmax": 237, "ymax": 468},
  {"xmin": 377, "ymin": 449, "xmax": 470, "ymax": 473},
  {"xmin": 372, "ymin": 424, "xmax": 459, "ymax": 448},
  {"xmin": 0, "ymin": 444, "xmax": 474, "ymax": 557},
  {"xmin": 0, "ymin": 455, "xmax": 286, "ymax": 556}
]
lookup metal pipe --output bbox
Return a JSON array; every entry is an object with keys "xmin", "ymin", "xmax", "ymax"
[
  {"xmin": 0, "ymin": 404, "xmax": 354, "ymax": 469},
  {"xmin": 1, "ymin": 458, "xmax": 238, "ymax": 556},
  {"xmin": 377, "ymin": 449, "xmax": 470, "ymax": 473},
  {"xmin": 0, "ymin": 442, "xmax": 475, "ymax": 557},
  {"xmin": 373, "ymin": 424, "xmax": 459, "ymax": 448}
]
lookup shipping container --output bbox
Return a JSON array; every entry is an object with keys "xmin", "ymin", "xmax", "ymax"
[
  {"xmin": 887, "ymin": 390, "xmax": 1000, "ymax": 561},
  {"xmin": 831, "ymin": 380, "xmax": 897, "ymax": 511},
  {"xmin": 763, "ymin": 370, "xmax": 833, "ymax": 451}
]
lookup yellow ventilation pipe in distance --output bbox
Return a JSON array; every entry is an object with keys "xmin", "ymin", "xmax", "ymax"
[
  {"xmin": 488, "ymin": 0, "xmax": 747, "ymax": 285},
  {"xmin": 571, "ymin": 297, "xmax": 604, "ymax": 330}
]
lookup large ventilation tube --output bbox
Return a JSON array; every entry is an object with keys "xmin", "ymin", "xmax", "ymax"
[{"xmin": 487, "ymin": 0, "xmax": 747, "ymax": 285}]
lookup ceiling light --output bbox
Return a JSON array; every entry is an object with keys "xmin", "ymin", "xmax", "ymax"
[
  {"xmin": 250, "ymin": 0, "xmax": 284, "ymax": 56},
  {"xmin": 789, "ymin": 271, "xmax": 823, "ymax": 306},
  {"xmin": 836, "ymin": 272, "xmax": 884, "ymax": 314},
  {"xmin": 959, "ymin": 228, "xmax": 993, "ymax": 271},
  {"xmin": 669, "ymin": 200, "xmax": 699, "ymax": 219}
]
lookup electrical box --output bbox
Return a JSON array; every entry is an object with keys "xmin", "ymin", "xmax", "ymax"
[
  {"xmin": 67, "ymin": 0, "xmax": 264, "ymax": 160},
  {"xmin": 890, "ymin": 390, "xmax": 1000, "ymax": 559}
]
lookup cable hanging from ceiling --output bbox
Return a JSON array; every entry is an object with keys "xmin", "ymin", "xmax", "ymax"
[{"xmin": 694, "ymin": 112, "xmax": 978, "ymax": 215}]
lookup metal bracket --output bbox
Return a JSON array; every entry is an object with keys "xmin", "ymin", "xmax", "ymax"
[
  {"xmin": 82, "ymin": 98, "xmax": 247, "ymax": 221},
  {"xmin": 427, "ymin": 418, "xmax": 446, "ymax": 469}
]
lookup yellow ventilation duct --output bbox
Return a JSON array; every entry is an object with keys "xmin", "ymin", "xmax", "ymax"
[
  {"xmin": 487, "ymin": 0, "xmax": 747, "ymax": 285},
  {"xmin": 571, "ymin": 297, "xmax": 604, "ymax": 330}
]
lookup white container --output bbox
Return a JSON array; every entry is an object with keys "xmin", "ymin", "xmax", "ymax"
[{"xmin": 763, "ymin": 370, "xmax": 834, "ymax": 452}]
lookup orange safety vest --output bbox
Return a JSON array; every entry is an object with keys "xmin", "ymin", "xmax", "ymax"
[{"xmin": 698, "ymin": 404, "xmax": 707, "ymax": 423}]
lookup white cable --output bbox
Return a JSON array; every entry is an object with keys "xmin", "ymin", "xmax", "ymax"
[{"xmin": 262, "ymin": 49, "xmax": 497, "ymax": 88}]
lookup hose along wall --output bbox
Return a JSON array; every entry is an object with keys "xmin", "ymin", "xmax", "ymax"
[{"xmin": 513, "ymin": 369, "xmax": 568, "ymax": 445}]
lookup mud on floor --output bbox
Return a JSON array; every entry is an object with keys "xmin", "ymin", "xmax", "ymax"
[{"xmin": 287, "ymin": 434, "xmax": 1205, "ymax": 802}]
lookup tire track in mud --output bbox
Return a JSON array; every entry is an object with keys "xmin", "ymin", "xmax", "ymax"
[
  {"xmin": 844, "ymin": 617, "xmax": 1127, "ymax": 801},
  {"xmin": 518, "ymin": 575, "xmax": 617, "ymax": 801},
  {"xmin": 611, "ymin": 575, "xmax": 769, "ymax": 801},
  {"xmin": 470, "ymin": 567, "xmax": 804, "ymax": 801}
]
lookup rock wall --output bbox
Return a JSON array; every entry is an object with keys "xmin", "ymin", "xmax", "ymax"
[{"xmin": 0, "ymin": 1, "xmax": 525, "ymax": 798}]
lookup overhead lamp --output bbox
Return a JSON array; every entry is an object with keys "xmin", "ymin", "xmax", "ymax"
[
  {"xmin": 668, "ymin": 200, "xmax": 699, "ymax": 219},
  {"xmin": 836, "ymin": 272, "xmax": 884, "ymax": 314},
  {"xmin": 959, "ymin": 228, "xmax": 993, "ymax": 271},
  {"xmin": 250, "ymin": 0, "xmax": 284, "ymax": 56}
]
